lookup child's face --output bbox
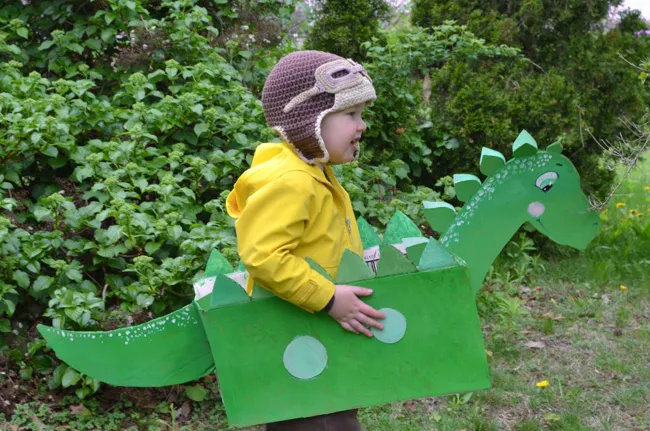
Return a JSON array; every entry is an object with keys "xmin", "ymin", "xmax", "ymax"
[{"xmin": 320, "ymin": 103, "xmax": 367, "ymax": 165}]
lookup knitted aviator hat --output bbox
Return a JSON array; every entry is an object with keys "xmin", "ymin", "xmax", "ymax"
[{"xmin": 261, "ymin": 50, "xmax": 376, "ymax": 164}]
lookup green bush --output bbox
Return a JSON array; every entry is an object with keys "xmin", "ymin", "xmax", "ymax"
[
  {"xmin": 409, "ymin": 0, "xmax": 650, "ymax": 198},
  {"xmin": 359, "ymin": 24, "xmax": 520, "ymax": 182},
  {"xmin": 304, "ymin": 0, "xmax": 391, "ymax": 60}
]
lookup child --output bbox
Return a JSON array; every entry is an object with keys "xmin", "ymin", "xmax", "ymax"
[{"xmin": 226, "ymin": 50, "xmax": 386, "ymax": 430}]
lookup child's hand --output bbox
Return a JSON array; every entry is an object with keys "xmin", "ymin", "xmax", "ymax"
[{"xmin": 327, "ymin": 285, "xmax": 385, "ymax": 337}]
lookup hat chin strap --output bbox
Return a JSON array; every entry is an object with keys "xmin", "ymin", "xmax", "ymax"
[{"xmin": 272, "ymin": 126, "xmax": 330, "ymax": 165}]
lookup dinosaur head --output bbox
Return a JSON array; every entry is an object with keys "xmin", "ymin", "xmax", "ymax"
[{"xmin": 519, "ymin": 151, "xmax": 600, "ymax": 250}]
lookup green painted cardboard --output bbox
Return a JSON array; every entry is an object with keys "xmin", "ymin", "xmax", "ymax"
[
  {"xmin": 422, "ymin": 201, "xmax": 456, "ymax": 233},
  {"xmin": 357, "ymin": 217, "xmax": 381, "ymax": 249},
  {"xmin": 480, "ymin": 147, "xmax": 506, "ymax": 176},
  {"xmin": 418, "ymin": 239, "xmax": 458, "ymax": 270},
  {"xmin": 382, "ymin": 211, "xmax": 422, "ymax": 246},
  {"xmin": 198, "ymin": 265, "xmax": 489, "ymax": 427},
  {"xmin": 205, "ymin": 249, "xmax": 233, "ymax": 277},
  {"xmin": 37, "ymin": 130, "xmax": 601, "ymax": 428},
  {"xmin": 453, "ymin": 174, "xmax": 482, "ymax": 202},
  {"xmin": 336, "ymin": 249, "xmax": 375, "ymax": 284},
  {"xmin": 403, "ymin": 237, "xmax": 429, "ymax": 268},
  {"xmin": 210, "ymin": 274, "xmax": 250, "ymax": 309},
  {"xmin": 306, "ymin": 257, "xmax": 335, "ymax": 282},
  {"xmin": 512, "ymin": 129, "xmax": 538, "ymax": 157},
  {"xmin": 37, "ymin": 304, "xmax": 214, "ymax": 387},
  {"xmin": 375, "ymin": 245, "xmax": 417, "ymax": 278}
]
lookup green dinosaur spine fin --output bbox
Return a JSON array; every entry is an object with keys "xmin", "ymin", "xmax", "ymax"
[
  {"xmin": 512, "ymin": 129, "xmax": 538, "ymax": 157},
  {"xmin": 376, "ymin": 244, "xmax": 417, "ymax": 277},
  {"xmin": 453, "ymin": 174, "xmax": 482, "ymax": 202},
  {"xmin": 422, "ymin": 201, "xmax": 457, "ymax": 233},
  {"xmin": 383, "ymin": 211, "xmax": 422, "ymax": 246},
  {"xmin": 480, "ymin": 147, "xmax": 506, "ymax": 176},
  {"xmin": 336, "ymin": 249, "xmax": 375, "ymax": 283},
  {"xmin": 357, "ymin": 217, "xmax": 381, "ymax": 249}
]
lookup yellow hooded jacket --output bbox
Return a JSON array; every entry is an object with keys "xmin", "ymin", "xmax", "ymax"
[{"xmin": 226, "ymin": 143, "xmax": 364, "ymax": 313}]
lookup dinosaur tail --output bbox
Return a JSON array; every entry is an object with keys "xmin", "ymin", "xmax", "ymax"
[{"xmin": 37, "ymin": 302, "xmax": 215, "ymax": 387}]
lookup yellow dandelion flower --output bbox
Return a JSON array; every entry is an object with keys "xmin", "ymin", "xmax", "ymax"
[
  {"xmin": 638, "ymin": 213, "xmax": 644, "ymax": 217},
  {"xmin": 645, "ymin": 186, "xmax": 650, "ymax": 191},
  {"xmin": 620, "ymin": 285, "xmax": 627, "ymax": 292},
  {"xmin": 536, "ymin": 380, "xmax": 550, "ymax": 388},
  {"xmin": 616, "ymin": 202, "xmax": 625, "ymax": 208},
  {"xmin": 601, "ymin": 209, "xmax": 608, "ymax": 215},
  {"xmin": 630, "ymin": 209, "xmax": 638, "ymax": 215}
]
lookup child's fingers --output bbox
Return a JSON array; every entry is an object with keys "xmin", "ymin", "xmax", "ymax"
[
  {"xmin": 357, "ymin": 312, "xmax": 383, "ymax": 330},
  {"xmin": 359, "ymin": 303, "xmax": 386, "ymax": 320},
  {"xmin": 350, "ymin": 319, "xmax": 373, "ymax": 337},
  {"xmin": 340, "ymin": 321, "xmax": 358, "ymax": 334},
  {"xmin": 351, "ymin": 286, "xmax": 373, "ymax": 297}
]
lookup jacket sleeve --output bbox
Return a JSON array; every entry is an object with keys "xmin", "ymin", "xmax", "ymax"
[{"xmin": 234, "ymin": 172, "xmax": 335, "ymax": 313}]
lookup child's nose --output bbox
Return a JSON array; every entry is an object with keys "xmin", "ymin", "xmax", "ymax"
[{"xmin": 358, "ymin": 119, "xmax": 367, "ymax": 132}]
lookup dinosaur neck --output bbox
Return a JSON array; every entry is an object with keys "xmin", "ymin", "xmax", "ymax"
[{"xmin": 440, "ymin": 179, "xmax": 526, "ymax": 295}]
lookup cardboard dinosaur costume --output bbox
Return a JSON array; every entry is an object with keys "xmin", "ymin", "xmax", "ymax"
[{"xmin": 38, "ymin": 131, "xmax": 600, "ymax": 427}]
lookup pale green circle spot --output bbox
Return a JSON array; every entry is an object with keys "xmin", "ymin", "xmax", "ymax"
[
  {"xmin": 372, "ymin": 308, "xmax": 407, "ymax": 344},
  {"xmin": 283, "ymin": 336, "xmax": 328, "ymax": 380}
]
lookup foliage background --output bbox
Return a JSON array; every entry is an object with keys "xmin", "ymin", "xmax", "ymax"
[{"xmin": 0, "ymin": 0, "xmax": 648, "ymax": 414}]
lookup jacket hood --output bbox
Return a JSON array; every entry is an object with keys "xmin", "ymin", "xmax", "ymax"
[{"xmin": 226, "ymin": 143, "xmax": 329, "ymax": 219}]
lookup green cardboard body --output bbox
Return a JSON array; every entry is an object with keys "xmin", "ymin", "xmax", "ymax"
[{"xmin": 197, "ymin": 265, "xmax": 490, "ymax": 427}]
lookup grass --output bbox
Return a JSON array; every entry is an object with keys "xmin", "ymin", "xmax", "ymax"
[{"xmin": 1, "ymin": 156, "xmax": 648, "ymax": 430}]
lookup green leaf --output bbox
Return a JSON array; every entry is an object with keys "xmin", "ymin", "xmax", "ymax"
[
  {"xmin": 67, "ymin": 43, "xmax": 84, "ymax": 55},
  {"xmin": 0, "ymin": 319, "xmax": 10, "ymax": 333},
  {"xmin": 145, "ymin": 242, "xmax": 162, "ymax": 255},
  {"xmin": 73, "ymin": 165, "xmax": 94, "ymax": 182},
  {"xmin": 66, "ymin": 268, "xmax": 83, "ymax": 282},
  {"xmin": 185, "ymin": 384, "xmax": 207, "ymax": 402},
  {"xmin": 62, "ymin": 367, "xmax": 81, "ymax": 388},
  {"xmin": 85, "ymin": 38, "xmax": 102, "ymax": 51},
  {"xmin": 193, "ymin": 123, "xmax": 209, "ymax": 137},
  {"xmin": 4, "ymin": 299, "xmax": 16, "ymax": 316},
  {"xmin": 33, "ymin": 276, "xmax": 54, "ymax": 293},
  {"xmin": 33, "ymin": 206, "xmax": 53, "ymax": 221},
  {"xmin": 42, "ymin": 146, "xmax": 59, "ymax": 157},
  {"xmin": 105, "ymin": 225, "xmax": 124, "ymax": 244},
  {"xmin": 12, "ymin": 270, "xmax": 30, "ymax": 289},
  {"xmin": 238, "ymin": 50, "xmax": 252, "ymax": 59},
  {"xmin": 100, "ymin": 28, "xmax": 114, "ymax": 42},
  {"xmin": 17, "ymin": 27, "xmax": 29, "ymax": 39},
  {"xmin": 38, "ymin": 40, "xmax": 55, "ymax": 50}
]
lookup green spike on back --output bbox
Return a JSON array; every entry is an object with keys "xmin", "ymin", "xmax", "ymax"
[
  {"xmin": 306, "ymin": 257, "xmax": 335, "ymax": 283},
  {"xmin": 512, "ymin": 129, "xmax": 538, "ymax": 158},
  {"xmin": 403, "ymin": 237, "xmax": 429, "ymax": 267},
  {"xmin": 375, "ymin": 245, "xmax": 417, "ymax": 278},
  {"xmin": 251, "ymin": 282, "xmax": 275, "ymax": 300},
  {"xmin": 357, "ymin": 217, "xmax": 381, "ymax": 249},
  {"xmin": 480, "ymin": 147, "xmax": 506, "ymax": 176},
  {"xmin": 336, "ymin": 249, "xmax": 375, "ymax": 284},
  {"xmin": 546, "ymin": 141, "xmax": 563, "ymax": 154},
  {"xmin": 210, "ymin": 274, "xmax": 251, "ymax": 309},
  {"xmin": 205, "ymin": 249, "xmax": 233, "ymax": 278},
  {"xmin": 383, "ymin": 211, "xmax": 422, "ymax": 246},
  {"xmin": 418, "ymin": 239, "xmax": 458, "ymax": 271},
  {"xmin": 453, "ymin": 174, "xmax": 482, "ymax": 203},
  {"xmin": 422, "ymin": 201, "xmax": 456, "ymax": 233}
]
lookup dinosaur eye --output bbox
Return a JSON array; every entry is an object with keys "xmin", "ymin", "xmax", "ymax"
[{"xmin": 536, "ymin": 172, "xmax": 558, "ymax": 192}]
